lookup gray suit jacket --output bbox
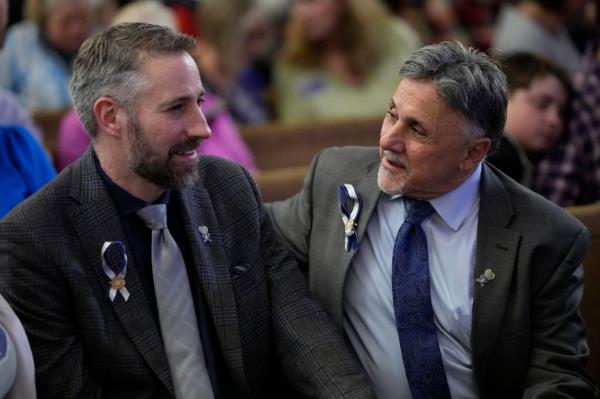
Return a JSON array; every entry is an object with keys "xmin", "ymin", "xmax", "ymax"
[
  {"xmin": 0, "ymin": 148, "xmax": 374, "ymax": 399},
  {"xmin": 268, "ymin": 146, "xmax": 599, "ymax": 398}
]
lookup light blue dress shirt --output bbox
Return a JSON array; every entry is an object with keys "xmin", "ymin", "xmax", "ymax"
[{"xmin": 343, "ymin": 163, "xmax": 482, "ymax": 399}]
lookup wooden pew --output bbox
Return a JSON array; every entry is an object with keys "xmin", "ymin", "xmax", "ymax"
[
  {"xmin": 241, "ymin": 117, "xmax": 381, "ymax": 170},
  {"xmin": 255, "ymin": 166, "xmax": 308, "ymax": 202},
  {"xmin": 32, "ymin": 108, "xmax": 70, "ymax": 162},
  {"xmin": 246, "ymin": 117, "xmax": 381, "ymax": 201},
  {"xmin": 568, "ymin": 202, "xmax": 600, "ymax": 384}
]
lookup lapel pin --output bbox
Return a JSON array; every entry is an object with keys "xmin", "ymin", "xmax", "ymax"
[
  {"xmin": 101, "ymin": 241, "xmax": 130, "ymax": 302},
  {"xmin": 338, "ymin": 183, "xmax": 362, "ymax": 252},
  {"xmin": 198, "ymin": 225, "xmax": 212, "ymax": 243},
  {"xmin": 476, "ymin": 268, "xmax": 496, "ymax": 287}
]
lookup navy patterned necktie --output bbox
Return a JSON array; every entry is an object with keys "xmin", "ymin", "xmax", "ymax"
[{"xmin": 392, "ymin": 200, "xmax": 451, "ymax": 399}]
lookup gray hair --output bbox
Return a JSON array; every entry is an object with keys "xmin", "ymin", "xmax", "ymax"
[
  {"xmin": 399, "ymin": 41, "xmax": 507, "ymax": 151},
  {"xmin": 70, "ymin": 22, "xmax": 196, "ymax": 137}
]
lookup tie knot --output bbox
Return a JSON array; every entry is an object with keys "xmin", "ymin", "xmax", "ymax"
[
  {"xmin": 405, "ymin": 200, "xmax": 434, "ymax": 225},
  {"xmin": 137, "ymin": 204, "xmax": 168, "ymax": 230}
]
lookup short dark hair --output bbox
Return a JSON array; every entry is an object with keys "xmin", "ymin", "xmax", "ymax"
[
  {"xmin": 70, "ymin": 22, "xmax": 196, "ymax": 137},
  {"xmin": 499, "ymin": 52, "xmax": 572, "ymax": 98},
  {"xmin": 399, "ymin": 41, "xmax": 508, "ymax": 151}
]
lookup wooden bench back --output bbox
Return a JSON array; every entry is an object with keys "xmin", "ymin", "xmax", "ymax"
[
  {"xmin": 568, "ymin": 202, "xmax": 600, "ymax": 384},
  {"xmin": 242, "ymin": 117, "xmax": 381, "ymax": 171},
  {"xmin": 247, "ymin": 117, "xmax": 381, "ymax": 201},
  {"xmin": 32, "ymin": 108, "xmax": 70, "ymax": 162}
]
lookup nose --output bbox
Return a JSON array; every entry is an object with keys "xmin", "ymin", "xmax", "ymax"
[
  {"xmin": 379, "ymin": 117, "xmax": 406, "ymax": 153},
  {"xmin": 546, "ymin": 105, "xmax": 563, "ymax": 134},
  {"xmin": 188, "ymin": 105, "xmax": 212, "ymax": 139}
]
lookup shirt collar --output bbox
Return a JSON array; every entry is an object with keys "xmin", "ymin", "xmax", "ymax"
[
  {"xmin": 94, "ymin": 153, "xmax": 170, "ymax": 215},
  {"xmin": 389, "ymin": 162, "xmax": 482, "ymax": 231},
  {"xmin": 429, "ymin": 163, "xmax": 482, "ymax": 231}
]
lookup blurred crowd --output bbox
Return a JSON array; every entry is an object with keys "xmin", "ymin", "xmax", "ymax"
[{"xmin": 1, "ymin": 0, "xmax": 599, "ymax": 217}]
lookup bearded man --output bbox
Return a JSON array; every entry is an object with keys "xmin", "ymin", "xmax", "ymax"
[{"xmin": 0, "ymin": 23, "xmax": 374, "ymax": 399}]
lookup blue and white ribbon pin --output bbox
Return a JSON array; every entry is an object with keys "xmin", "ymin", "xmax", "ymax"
[
  {"xmin": 339, "ymin": 183, "xmax": 362, "ymax": 252},
  {"xmin": 101, "ymin": 241, "xmax": 130, "ymax": 302}
]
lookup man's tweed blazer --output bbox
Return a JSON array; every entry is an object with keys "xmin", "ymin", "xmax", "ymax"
[
  {"xmin": 268, "ymin": 146, "xmax": 599, "ymax": 398},
  {"xmin": 0, "ymin": 148, "xmax": 374, "ymax": 398}
]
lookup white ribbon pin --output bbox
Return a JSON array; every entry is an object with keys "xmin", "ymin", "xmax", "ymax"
[
  {"xmin": 339, "ymin": 183, "xmax": 362, "ymax": 252},
  {"xmin": 101, "ymin": 241, "xmax": 131, "ymax": 302}
]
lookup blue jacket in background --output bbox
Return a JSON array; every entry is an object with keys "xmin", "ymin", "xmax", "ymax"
[{"xmin": 0, "ymin": 125, "xmax": 55, "ymax": 219}]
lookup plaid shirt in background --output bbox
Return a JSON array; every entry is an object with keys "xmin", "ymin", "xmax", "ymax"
[{"xmin": 532, "ymin": 40, "xmax": 600, "ymax": 207}]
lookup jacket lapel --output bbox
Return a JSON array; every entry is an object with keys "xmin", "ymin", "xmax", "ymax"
[
  {"xmin": 69, "ymin": 149, "xmax": 174, "ymax": 396},
  {"xmin": 175, "ymin": 186, "xmax": 252, "ymax": 397},
  {"xmin": 471, "ymin": 164, "xmax": 521, "ymax": 381},
  {"xmin": 328, "ymin": 155, "xmax": 382, "ymax": 325}
]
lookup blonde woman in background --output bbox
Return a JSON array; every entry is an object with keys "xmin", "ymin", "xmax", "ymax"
[
  {"xmin": 195, "ymin": 0, "xmax": 278, "ymax": 125},
  {"xmin": 274, "ymin": 0, "xmax": 421, "ymax": 123},
  {"xmin": 0, "ymin": 0, "xmax": 95, "ymax": 113}
]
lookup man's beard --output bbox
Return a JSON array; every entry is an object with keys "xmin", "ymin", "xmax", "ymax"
[
  {"xmin": 127, "ymin": 116, "xmax": 201, "ymax": 190},
  {"xmin": 377, "ymin": 149, "xmax": 407, "ymax": 195}
]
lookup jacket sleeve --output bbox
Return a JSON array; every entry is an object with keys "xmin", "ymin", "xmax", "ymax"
[
  {"xmin": 522, "ymin": 225, "xmax": 599, "ymax": 398},
  {"xmin": 245, "ymin": 166, "xmax": 375, "ymax": 398},
  {"xmin": 0, "ymin": 222, "xmax": 105, "ymax": 399},
  {"xmin": 265, "ymin": 149, "xmax": 324, "ymax": 273}
]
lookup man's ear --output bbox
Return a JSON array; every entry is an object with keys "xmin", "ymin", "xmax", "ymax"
[
  {"xmin": 93, "ymin": 96, "xmax": 124, "ymax": 138},
  {"xmin": 460, "ymin": 137, "xmax": 492, "ymax": 172}
]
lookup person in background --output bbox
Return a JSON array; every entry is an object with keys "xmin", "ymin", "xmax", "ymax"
[
  {"xmin": 487, "ymin": 52, "xmax": 571, "ymax": 193},
  {"xmin": 0, "ymin": 1, "xmax": 45, "ymax": 396},
  {"xmin": 0, "ymin": 22, "xmax": 374, "ymax": 398},
  {"xmin": 534, "ymin": 38, "xmax": 600, "ymax": 206},
  {"xmin": 56, "ymin": 0, "xmax": 258, "ymax": 173},
  {"xmin": 111, "ymin": 0, "xmax": 177, "ymax": 27},
  {"xmin": 267, "ymin": 41, "xmax": 598, "ymax": 398},
  {"xmin": 493, "ymin": 0, "xmax": 581, "ymax": 76},
  {"xmin": 0, "ymin": 0, "xmax": 55, "ymax": 219},
  {"xmin": 0, "ymin": 0, "xmax": 94, "ymax": 113},
  {"xmin": 0, "ymin": 89, "xmax": 43, "ymax": 142},
  {"xmin": 195, "ymin": 0, "xmax": 276, "ymax": 125},
  {"xmin": 273, "ymin": 0, "xmax": 420, "ymax": 123},
  {"xmin": 0, "ymin": 0, "xmax": 43, "ymax": 143},
  {"xmin": 0, "ymin": 125, "xmax": 56, "ymax": 218}
]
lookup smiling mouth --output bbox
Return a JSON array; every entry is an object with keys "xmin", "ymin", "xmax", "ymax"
[
  {"xmin": 382, "ymin": 150, "xmax": 406, "ymax": 169},
  {"xmin": 171, "ymin": 139, "xmax": 201, "ymax": 158},
  {"xmin": 174, "ymin": 149, "xmax": 196, "ymax": 156}
]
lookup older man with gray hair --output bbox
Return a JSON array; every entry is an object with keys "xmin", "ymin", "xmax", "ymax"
[{"xmin": 268, "ymin": 41, "xmax": 598, "ymax": 398}]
